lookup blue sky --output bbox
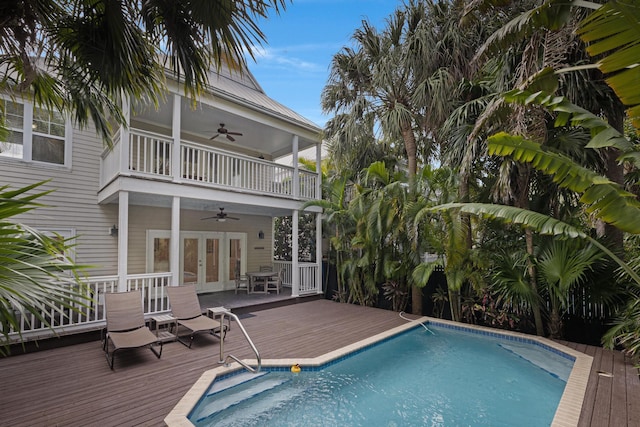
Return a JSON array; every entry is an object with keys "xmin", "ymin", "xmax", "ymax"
[{"xmin": 249, "ymin": 0, "xmax": 401, "ymax": 127}]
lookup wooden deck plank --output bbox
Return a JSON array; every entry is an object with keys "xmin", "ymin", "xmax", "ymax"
[
  {"xmin": 610, "ymin": 350, "xmax": 628, "ymax": 426},
  {"xmin": 578, "ymin": 344, "xmax": 601, "ymax": 427},
  {"xmin": 626, "ymin": 355, "xmax": 640, "ymax": 426},
  {"xmin": 0, "ymin": 299, "xmax": 637, "ymax": 427},
  {"xmin": 591, "ymin": 348, "xmax": 614, "ymax": 426}
]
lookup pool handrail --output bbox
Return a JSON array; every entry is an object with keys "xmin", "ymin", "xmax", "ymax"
[{"xmin": 219, "ymin": 312, "xmax": 261, "ymax": 373}]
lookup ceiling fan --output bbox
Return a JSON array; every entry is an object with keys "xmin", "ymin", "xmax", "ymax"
[
  {"xmin": 201, "ymin": 207, "xmax": 239, "ymax": 222},
  {"xmin": 210, "ymin": 123, "xmax": 243, "ymax": 142}
]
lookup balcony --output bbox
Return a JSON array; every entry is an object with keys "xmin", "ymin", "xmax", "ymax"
[{"xmin": 100, "ymin": 128, "xmax": 319, "ymax": 200}]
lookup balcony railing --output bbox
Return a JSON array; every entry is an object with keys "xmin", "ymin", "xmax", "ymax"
[{"xmin": 101, "ymin": 129, "xmax": 319, "ymax": 200}]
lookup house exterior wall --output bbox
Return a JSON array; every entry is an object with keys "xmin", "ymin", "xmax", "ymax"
[
  {"xmin": 3, "ymin": 122, "xmax": 278, "ymax": 279},
  {"xmin": 126, "ymin": 206, "xmax": 273, "ymax": 275},
  {"xmin": 2, "ymin": 124, "xmax": 120, "ymax": 276}
]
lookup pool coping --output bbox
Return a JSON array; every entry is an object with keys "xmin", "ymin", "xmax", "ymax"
[{"xmin": 164, "ymin": 316, "xmax": 592, "ymax": 427}]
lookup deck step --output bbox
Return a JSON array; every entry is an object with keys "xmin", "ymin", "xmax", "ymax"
[
  {"xmin": 193, "ymin": 373, "xmax": 294, "ymax": 423},
  {"xmin": 205, "ymin": 371, "xmax": 268, "ymax": 396}
]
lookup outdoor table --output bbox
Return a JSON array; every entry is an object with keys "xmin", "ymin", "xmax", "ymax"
[{"xmin": 246, "ymin": 271, "xmax": 278, "ymax": 294}]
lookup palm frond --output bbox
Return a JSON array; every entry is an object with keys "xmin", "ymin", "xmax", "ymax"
[
  {"xmin": 502, "ymin": 89, "xmax": 635, "ymax": 154},
  {"xmin": 429, "ymin": 202, "xmax": 640, "ymax": 286},
  {"xmin": 0, "ymin": 182, "xmax": 90, "ymax": 354},
  {"xmin": 488, "ymin": 132, "xmax": 640, "ymax": 234},
  {"xmin": 577, "ymin": 0, "xmax": 640, "ymax": 127},
  {"xmin": 473, "ymin": 0, "xmax": 573, "ymax": 64}
]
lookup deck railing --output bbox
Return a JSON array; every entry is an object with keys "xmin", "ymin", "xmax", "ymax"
[
  {"xmin": 273, "ymin": 261, "xmax": 320, "ymax": 295},
  {"xmin": 100, "ymin": 129, "xmax": 319, "ymax": 200},
  {"xmin": 5, "ymin": 273, "xmax": 172, "ymax": 343},
  {"xmin": 5, "ymin": 264, "xmax": 322, "ymax": 344}
]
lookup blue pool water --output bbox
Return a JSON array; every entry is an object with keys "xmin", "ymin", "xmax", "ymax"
[{"xmin": 190, "ymin": 326, "xmax": 573, "ymax": 426}]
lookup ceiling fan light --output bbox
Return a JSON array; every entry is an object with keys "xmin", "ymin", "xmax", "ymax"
[{"xmin": 217, "ymin": 218, "xmax": 226, "ymax": 223}]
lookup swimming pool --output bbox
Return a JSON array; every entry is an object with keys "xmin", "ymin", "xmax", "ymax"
[{"xmin": 166, "ymin": 318, "xmax": 592, "ymax": 426}]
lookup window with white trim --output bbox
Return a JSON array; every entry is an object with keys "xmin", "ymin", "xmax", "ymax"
[
  {"xmin": 0, "ymin": 98, "xmax": 69, "ymax": 165},
  {"xmin": 41, "ymin": 228, "xmax": 76, "ymax": 264}
]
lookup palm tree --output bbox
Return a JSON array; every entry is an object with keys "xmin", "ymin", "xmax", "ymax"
[
  {"xmin": 412, "ymin": 166, "xmax": 487, "ymax": 321},
  {"xmin": 0, "ymin": 182, "xmax": 89, "ymax": 355},
  {"xmin": 303, "ymin": 173, "xmax": 355, "ymax": 302},
  {"xmin": 322, "ymin": 0, "xmax": 452, "ymax": 314},
  {"xmin": 0, "ymin": 0, "xmax": 287, "ymax": 144},
  {"xmin": 536, "ymin": 239, "xmax": 604, "ymax": 338}
]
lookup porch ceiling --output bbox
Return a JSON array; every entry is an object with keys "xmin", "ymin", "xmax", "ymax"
[
  {"xmin": 126, "ymin": 192, "xmax": 298, "ymax": 218},
  {"xmin": 132, "ymin": 94, "xmax": 321, "ymax": 160}
]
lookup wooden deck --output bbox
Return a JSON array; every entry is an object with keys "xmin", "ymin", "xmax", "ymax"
[
  {"xmin": 556, "ymin": 340, "xmax": 640, "ymax": 427},
  {"xmin": 0, "ymin": 300, "xmax": 638, "ymax": 426}
]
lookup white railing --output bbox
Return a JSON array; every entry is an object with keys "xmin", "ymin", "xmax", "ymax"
[
  {"xmin": 273, "ymin": 261, "xmax": 321, "ymax": 295},
  {"xmin": 100, "ymin": 129, "xmax": 319, "ymax": 200},
  {"xmin": 129, "ymin": 131, "xmax": 173, "ymax": 177},
  {"xmin": 180, "ymin": 140, "xmax": 317, "ymax": 199},
  {"xmin": 298, "ymin": 263, "xmax": 320, "ymax": 295},
  {"xmin": 100, "ymin": 129, "xmax": 122, "ymax": 185},
  {"xmin": 5, "ymin": 273, "xmax": 172, "ymax": 343}
]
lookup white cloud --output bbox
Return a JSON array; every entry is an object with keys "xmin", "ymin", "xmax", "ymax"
[{"xmin": 251, "ymin": 44, "xmax": 338, "ymax": 74}]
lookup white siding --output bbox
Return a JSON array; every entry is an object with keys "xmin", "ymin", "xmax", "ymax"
[
  {"xmin": 2, "ymin": 126, "xmax": 119, "ymax": 276},
  {"xmin": 126, "ymin": 206, "xmax": 273, "ymax": 274}
]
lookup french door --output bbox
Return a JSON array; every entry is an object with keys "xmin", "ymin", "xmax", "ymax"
[
  {"xmin": 181, "ymin": 232, "xmax": 223, "ymax": 292},
  {"xmin": 148, "ymin": 230, "xmax": 246, "ymax": 292}
]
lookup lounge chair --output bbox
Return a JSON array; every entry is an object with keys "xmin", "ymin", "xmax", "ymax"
[
  {"xmin": 102, "ymin": 290, "xmax": 163, "ymax": 370},
  {"xmin": 166, "ymin": 284, "xmax": 228, "ymax": 348}
]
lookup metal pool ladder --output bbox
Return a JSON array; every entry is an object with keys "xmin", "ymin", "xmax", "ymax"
[{"xmin": 218, "ymin": 311, "xmax": 262, "ymax": 373}]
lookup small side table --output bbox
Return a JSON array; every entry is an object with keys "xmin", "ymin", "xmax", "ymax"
[
  {"xmin": 151, "ymin": 314, "xmax": 177, "ymax": 342},
  {"xmin": 208, "ymin": 306, "xmax": 231, "ymax": 333}
]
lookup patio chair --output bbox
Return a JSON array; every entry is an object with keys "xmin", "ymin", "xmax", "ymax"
[
  {"xmin": 234, "ymin": 261, "xmax": 249, "ymax": 294},
  {"xmin": 266, "ymin": 268, "xmax": 284, "ymax": 294},
  {"xmin": 102, "ymin": 290, "xmax": 163, "ymax": 370},
  {"xmin": 166, "ymin": 284, "xmax": 229, "ymax": 348}
]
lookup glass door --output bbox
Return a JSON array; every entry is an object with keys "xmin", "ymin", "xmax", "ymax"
[
  {"xmin": 227, "ymin": 232, "xmax": 247, "ymax": 282},
  {"xmin": 148, "ymin": 230, "xmax": 246, "ymax": 292},
  {"xmin": 180, "ymin": 232, "xmax": 224, "ymax": 292}
]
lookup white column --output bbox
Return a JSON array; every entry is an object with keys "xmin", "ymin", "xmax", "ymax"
[
  {"xmin": 120, "ymin": 94, "xmax": 130, "ymax": 175},
  {"xmin": 117, "ymin": 191, "xmax": 129, "ymax": 292},
  {"xmin": 170, "ymin": 196, "xmax": 181, "ymax": 286},
  {"xmin": 171, "ymin": 94, "xmax": 182, "ymax": 182},
  {"xmin": 23, "ymin": 101, "xmax": 33, "ymax": 161},
  {"xmin": 292, "ymin": 209, "xmax": 300, "ymax": 297},
  {"xmin": 316, "ymin": 212, "xmax": 323, "ymax": 294},
  {"xmin": 292, "ymin": 135, "xmax": 299, "ymax": 198},
  {"xmin": 316, "ymin": 143, "xmax": 322, "ymax": 200}
]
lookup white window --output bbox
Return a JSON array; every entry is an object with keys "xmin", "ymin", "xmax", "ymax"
[
  {"xmin": 41, "ymin": 228, "xmax": 76, "ymax": 263},
  {"xmin": 0, "ymin": 100, "xmax": 25, "ymax": 159},
  {"xmin": 0, "ymin": 99, "xmax": 70, "ymax": 166}
]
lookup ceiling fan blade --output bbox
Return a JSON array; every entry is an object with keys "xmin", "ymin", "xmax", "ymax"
[
  {"xmin": 200, "ymin": 215, "xmax": 218, "ymax": 220},
  {"xmin": 226, "ymin": 135, "xmax": 235, "ymax": 142},
  {"xmin": 210, "ymin": 134, "xmax": 220, "ymax": 140},
  {"xmin": 228, "ymin": 131, "xmax": 243, "ymax": 136},
  {"xmin": 227, "ymin": 216, "xmax": 240, "ymax": 220}
]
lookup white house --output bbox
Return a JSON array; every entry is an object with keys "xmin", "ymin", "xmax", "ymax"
[{"xmin": 1, "ymin": 63, "xmax": 324, "ymax": 340}]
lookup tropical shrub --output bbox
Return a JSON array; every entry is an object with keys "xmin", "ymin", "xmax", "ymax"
[{"xmin": 0, "ymin": 182, "xmax": 89, "ymax": 355}]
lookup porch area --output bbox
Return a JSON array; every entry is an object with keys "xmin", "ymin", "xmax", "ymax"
[{"xmin": 0, "ymin": 300, "xmax": 638, "ymax": 427}]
